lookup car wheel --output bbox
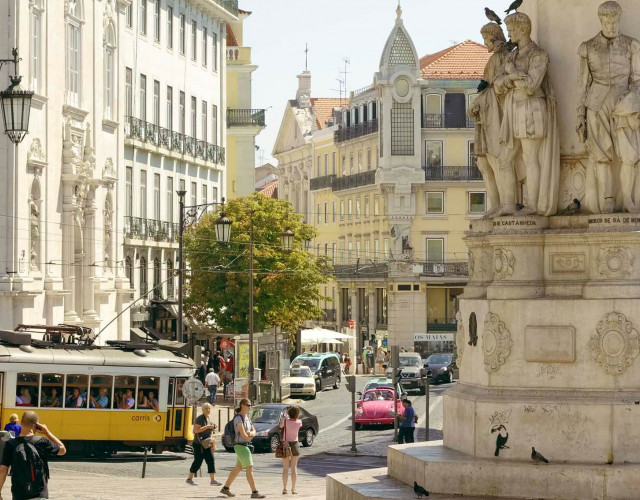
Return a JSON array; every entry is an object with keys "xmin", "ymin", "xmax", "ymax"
[
  {"xmin": 355, "ymin": 423, "xmax": 362, "ymax": 431},
  {"xmin": 309, "ymin": 391, "xmax": 316, "ymax": 400},
  {"xmin": 448, "ymin": 371, "xmax": 454, "ymax": 383},
  {"xmin": 316, "ymin": 380, "xmax": 322, "ymax": 392},
  {"xmin": 270, "ymin": 434, "xmax": 280, "ymax": 453},
  {"xmin": 302, "ymin": 428, "xmax": 314, "ymax": 447},
  {"xmin": 333, "ymin": 377, "xmax": 340, "ymax": 390}
]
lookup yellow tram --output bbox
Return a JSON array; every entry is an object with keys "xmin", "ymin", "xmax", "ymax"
[{"xmin": 0, "ymin": 326, "xmax": 195, "ymax": 454}]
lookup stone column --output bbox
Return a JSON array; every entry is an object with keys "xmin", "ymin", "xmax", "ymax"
[
  {"xmin": 367, "ymin": 283, "xmax": 377, "ymax": 340},
  {"xmin": 62, "ymin": 184, "xmax": 77, "ymax": 321},
  {"xmin": 349, "ymin": 282, "xmax": 360, "ymax": 371},
  {"xmin": 83, "ymin": 194, "xmax": 98, "ymax": 320}
]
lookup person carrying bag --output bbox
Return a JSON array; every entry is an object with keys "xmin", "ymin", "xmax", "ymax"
[
  {"xmin": 279, "ymin": 406, "xmax": 303, "ymax": 495},
  {"xmin": 186, "ymin": 403, "xmax": 220, "ymax": 487}
]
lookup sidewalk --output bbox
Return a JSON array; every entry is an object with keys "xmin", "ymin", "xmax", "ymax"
[{"xmin": 1, "ymin": 474, "xmax": 327, "ymax": 499}]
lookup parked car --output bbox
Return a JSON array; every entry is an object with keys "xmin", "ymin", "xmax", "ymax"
[
  {"xmin": 385, "ymin": 352, "xmax": 427, "ymax": 394},
  {"xmin": 291, "ymin": 352, "xmax": 341, "ymax": 391},
  {"xmin": 354, "ymin": 388, "xmax": 404, "ymax": 430},
  {"xmin": 362, "ymin": 377, "xmax": 405, "ymax": 400},
  {"xmin": 224, "ymin": 404, "xmax": 319, "ymax": 453},
  {"xmin": 424, "ymin": 353, "xmax": 457, "ymax": 384},
  {"xmin": 284, "ymin": 365, "xmax": 317, "ymax": 399}
]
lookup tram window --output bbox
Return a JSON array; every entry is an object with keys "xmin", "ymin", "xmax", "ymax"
[
  {"xmin": 89, "ymin": 375, "xmax": 113, "ymax": 409},
  {"xmin": 16, "ymin": 373, "xmax": 39, "ymax": 407},
  {"xmin": 175, "ymin": 378, "xmax": 186, "ymax": 406},
  {"xmin": 65, "ymin": 374, "xmax": 89, "ymax": 408},
  {"xmin": 167, "ymin": 379, "xmax": 174, "ymax": 406},
  {"xmin": 137, "ymin": 376, "xmax": 160, "ymax": 411},
  {"xmin": 41, "ymin": 374, "xmax": 63, "ymax": 408},
  {"xmin": 114, "ymin": 376, "xmax": 136, "ymax": 409}
]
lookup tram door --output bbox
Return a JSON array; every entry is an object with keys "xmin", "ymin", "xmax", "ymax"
[{"xmin": 165, "ymin": 377, "xmax": 187, "ymax": 439}]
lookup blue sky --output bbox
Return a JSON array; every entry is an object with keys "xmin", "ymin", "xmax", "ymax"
[{"xmin": 240, "ymin": 0, "xmax": 510, "ymax": 165}]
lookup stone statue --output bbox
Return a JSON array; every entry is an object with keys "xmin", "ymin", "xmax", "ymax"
[
  {"xmin": 577, "ymin": 1, "xmax": 640, "ymax": 214},
  {"xmin": 495, "ymin": 12, "xmax": 560, "ymax": 216},
  {"xmin": 30, "ymin": 199, "xmax": 40, "ymax": 271},
  {"xmin": 468, "ymin": 23, "xmax": 514, "ymax": 217}
]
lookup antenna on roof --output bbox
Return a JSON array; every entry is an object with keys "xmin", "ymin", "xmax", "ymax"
[
  {"xmin": 341, "ymin": 57, "xmax": 351, "ymax": 105},
  {"xmin": 305, "ymin": 43, "xmax": 309, "ymax": 71}
]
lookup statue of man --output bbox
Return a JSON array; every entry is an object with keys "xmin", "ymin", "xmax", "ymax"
[
  {"xmin": 577, "ymin": 1, "xmax": 640, "ymax": 214},
  {"xmin": 496, "ymin": 12, "xmax": 560, "ymax": 216},
  {"xmin": 468, "ymin": 23, "xmax": 515, "ymax": 217}
]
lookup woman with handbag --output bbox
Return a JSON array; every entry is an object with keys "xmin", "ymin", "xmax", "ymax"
[
  {"xmin": 186, "ymin": 403, "xmax": 221, "ymax": 486},
  {"xmin": 278, "ymin": 406, "xmax": 303, "ymax": 495}
]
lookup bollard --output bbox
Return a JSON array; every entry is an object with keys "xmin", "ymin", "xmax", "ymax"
[
  {"xmin": 141, "ymin": 447, "xmax": 148, "ymax": 478},
  {"xmin": 218, "ymin": 409, "xmax": 222, "ymax": 432}
]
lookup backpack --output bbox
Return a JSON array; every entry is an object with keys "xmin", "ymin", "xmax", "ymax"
[
  {"xmin": 12, "ymin": 437, "xmax": 48, "ymax": 497},
  {"xmin": 223, "ymin": 416, "xmax": 237, "ymax": 449}
]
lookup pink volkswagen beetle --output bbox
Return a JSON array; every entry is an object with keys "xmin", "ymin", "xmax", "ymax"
[{"xmin": 354, "ymin": 388, "xmax": 404, "ymax": 429}]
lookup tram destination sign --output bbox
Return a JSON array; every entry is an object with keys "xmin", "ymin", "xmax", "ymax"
[
  {"xmin": 182, "ymin": 378, "xmax": 205, "ymax": 403},
  {"xmin": 414, "ymin": 333, "xmax": 454, "ymax": 342}
]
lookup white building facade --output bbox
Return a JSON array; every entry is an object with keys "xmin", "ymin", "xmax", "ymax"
[{"xmin": 121, "ymin": 0, "xmax": 237, "ymax": 340}]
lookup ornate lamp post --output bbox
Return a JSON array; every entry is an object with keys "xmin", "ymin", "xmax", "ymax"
[{"xmin": 0, "ymin": 49, "xmax": 33, "ymax": 144}]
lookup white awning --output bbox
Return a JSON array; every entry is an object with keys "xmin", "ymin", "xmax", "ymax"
[{"xmin": 300, "ymin": 327, "xmax": 355, "ymax": 343}]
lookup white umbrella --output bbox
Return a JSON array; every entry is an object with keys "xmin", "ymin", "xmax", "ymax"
[
  {"xmin": 301, "ymin": 327, "xmax": 355, "ymax": 343},
  {"xmin": 320, "ymin": 338, "xmax": 343, "ymax": 344}
]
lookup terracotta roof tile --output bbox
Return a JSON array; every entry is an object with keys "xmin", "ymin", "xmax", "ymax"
[
  {"xmin": 310, "ymin": 97, "xmax": 345, "ymax": 130},
  {"xmin": 258, "ymin": 179, "xmax": 278, "ymax": 198},
  {"xmin": 420, "ymin": 40, "xmax": 490, "ymax": 80},
  {"xmin": 226, "ymin": 24, "xmax": 239, "ymax": 47}
]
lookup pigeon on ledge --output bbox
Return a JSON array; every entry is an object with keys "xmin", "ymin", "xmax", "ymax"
[
  {"xmin": 414, "ymin": 481, "xmax": 430, "ymax": 498},
  {"xmin": 531, "ymin": 447, "xmax": 549, "ymax": 464}
]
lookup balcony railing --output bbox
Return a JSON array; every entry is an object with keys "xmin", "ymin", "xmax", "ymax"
[
  {"xmin": 227, "ymin": 108, "xmax": 266, "ymax": 127},
  {"xmin": 140, "ymin": 283, "xmax": 149, "ymax": 301},
  {"xmin": 334, "ymin": 119, "xmax": 378, "ymax": 143},
  {"xmin": 332, "ymin": 262, "xmax": 388, "ymax": 278},
  {"xmin": 424, "ymin": 165, "xmax": 483, "ymax": 181},
  {"xmin": 427, "ymin": 318, "xmax": 457, "ymax": 332},
  {"xmin": 213, "ymin": 0, "xmax": 238, "ymax": 16},
  {"xmin": 421, "ymin": 261, "xmax": 469, "ymax": 278},
  {"xmin": 331, "ymin": 170, "xmax": 376, "ymax": 192},
  {"xmin": 310, "ymin": 174, "xmax": 336, "ymax": 191},
  {"xmin": 321, "ymin": 309, "xmax": 337, "ymax": 322},
  {"xmin": 125, "ymin": 117, "xmax": 225, "ymax": 165},
  {"xmin": 227, "ymin": 46, "xmax": 252, "ymax": 64},
  {"xmin": 124, "ymin": 216, "xmax": 179, "ymax": 243},
  {"xmin": 422, "ymin": 113, "xmax": 474, "ymax": 128},
  {"xmin": 167, "ymin": 282, "xmax": 175, "ymax": 300}
]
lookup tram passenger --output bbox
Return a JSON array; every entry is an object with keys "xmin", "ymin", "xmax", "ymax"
[
  {"xmin": 66, "ymin": 387, "xmax": 84, "ymax": 408},
  {"xmin": 90, "ymin": 387, "xmax": 110, "ymax": 409},
  {"xmin": 148, "ymin": 391, "xmax": 159, "ymax": 412},
  {"xmin": 137, "ymin": 389, "xmax": 150, "ymax": 409},
  {"xmin": 119, "ymin": 389, "xmax": 135, "ymax": 409},
  {"xmin": 16, "ymin": 387, "xmax": 33, "ymax": 407}
]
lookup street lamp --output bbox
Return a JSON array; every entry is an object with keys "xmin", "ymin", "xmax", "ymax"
[
  {"xmin": 215, "ymin": 212, "xmax": 232, "ymax": 243},
  {"xmin": 0, "ymin": 49, "xmax": 33, "ymax": 144},
  {"xmin": 280, "ymin": 228, "xmax": 295, "ymax": 252}
]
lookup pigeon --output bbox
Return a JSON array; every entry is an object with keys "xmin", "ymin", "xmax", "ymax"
[
  {"xmin": 492, "ymin": 425, "xmax": 509, "ymax": 456},
  {"xmin": 559, "ymin": 198, "xmax": 581, "ymax": 215},
  {"xmin": 414, "ymin": 481, "xmax": 430, "ymax": 498},
  {"xmin": 485, "ymin": 7, "xmax": 502, "ymax": 25},
  {"xmin": 505, "ymin": 0, "xmax": 523, "ymax": 14},
  {"xmin": 477, "ymin": 79, "xmax": 489, "ymax": 93},
  {"xmin": 531, "ymin": 447, "xmax": 549, "ymax": 464}
]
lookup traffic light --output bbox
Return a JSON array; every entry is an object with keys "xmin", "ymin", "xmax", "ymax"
[{"xmin": 345, "ymin": 375, "xmax": 356, "ymax": 393}]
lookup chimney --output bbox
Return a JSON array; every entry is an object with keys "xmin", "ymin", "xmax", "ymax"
[{"xmin": 296, "ymin": 71, "xmax": 311, "ymax": 109}]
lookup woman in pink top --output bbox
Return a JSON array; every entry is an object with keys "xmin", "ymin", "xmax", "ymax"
[{"xmin": 279, "ymin": 406, "xmax": 303, "ymax": 495}]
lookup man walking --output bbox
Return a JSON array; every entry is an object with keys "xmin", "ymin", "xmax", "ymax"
[
  {"xmin": 397, "ymin": 399, "xmax": 416, "ymax": 444},
  {"xmin": 205, "ymin": 368, "xmax": 221, "ymax": 405},
  {"xmin": 0, "ymin": 411, "xmax": 66, "ymax": 499}
]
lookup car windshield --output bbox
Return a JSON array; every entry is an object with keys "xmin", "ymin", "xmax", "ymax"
[
  {"xmin": 399, "ymin": 356, "xmax": 421, "ymax": 367},
  {"xmin": 290, "ymin": 366, "xmax": 313, "ymax": 378},
  {"xmin": 363, "ymin": 390, "xmax": 394, "ymax": 402},
  {"xmin": 426, "ymin": 354, "xmax": 452, "ymax": 364},
  {"xmin": 250, "ymin": 407, "xmax": 283, "ymax": 424},
  {"xmin": 293, "ymin": 358, "xmax": 320, "ymax": 371}
]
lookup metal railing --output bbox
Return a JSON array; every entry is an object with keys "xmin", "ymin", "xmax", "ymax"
[
  {"xmin": 332, "ymin": 262, "xmax": 388, "ymax": 278},
  {"xmin": 427, "ymin": 318, "xmax": 457, "ymax": 332},
  {"xmin": 334, "ymin": 119, "xmax": 378, "ymax": 143},
  {"xmin": 213, "ymin": 0, "xmax": 238, "ymax": 16},
  {"xmin": 424, "ymin": 165, "xmax": 482, "ymax": 181},
  {"xmin": 352, "ymin": 84, "xmax": 374, "ymax": 97},
  {"xmin": 331, "ymin": 170, "xmax": 376, "ymax": 192},
  {"xmin": 321, "ymin": 309, "xmax": 336, "ymax": 322},
  {"xmin": 310, "ymin": 174, "xmax": 336, "ymax": 191},
  {"xmin": 167, "ymin": 282, "xmax": 175, "ymax": 300},
  {"xmin": 227, "ymin": 108, "xmax": 266, "ymax": 127},
  {"xmin": 124, "ymin": 216, "xmax": 179, "ymax": 243},
  {"xmin": 153, "ymin": 284, "xmax": 162, "ymax": 300},
  {"xmin": 125, "ymin": 117, "xmax": 225, "ymax": 165},
  {"xmin": 422, "ymin": 113, "xmax": 474, "ymax": 128},
  {"xmin": 421, "ymin": 261, "xmax": 469, "ymax": 278},
  {"xmin": 140, "ymin": 283, "xmax": 149, "ymax": 300}
]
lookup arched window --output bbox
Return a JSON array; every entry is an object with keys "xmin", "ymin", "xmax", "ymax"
[
  {"xmin": 65, "ymin": 0, "xmax": 84, "ymax": 107},
  {"xmin": 153, "ymin": 258, "xmax": 161, "ymax": 299},
  {"xmin": 140, "ymin": 256, "xmax": 148, "ymax": 300},
  {"xmin": 125, "ymin": 256, "xmax": 133, "ymax": 285},
  {"xmin": 103, "ymin": 22, "xmax": 116, "ymax": 119},
  {"xmin": 166, "ymin": 259, "xmax": 174, "ymax": 299}
]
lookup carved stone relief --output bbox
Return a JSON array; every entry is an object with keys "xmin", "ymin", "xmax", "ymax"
[
  {"xmin": 493, "ymin": 248, "xmax": 515, "ymax": 280},
  {"xmin": 27, "ymin": 138, "xmax": 45, "ymax": 161},
  {"xmin": 456, "ymin": 311, "xmax": 464, "ymax": 366},
  {"xmin": 589, "ymin": 312, "xmax": 640, "ymax": 376},
  {"xmin": 558, "ymin": 156, "xmax": 587, "ymax": 210},
  {"xmin": 468, "ymin": 250, "xmax": 475, "ymax": 279},
  {"xmin": 103, "ymin": 157, "xmax": 116, "ymax": 180},
  {"xmin": 550, "ymin": 253, "xmax": 586, "ymax": 274},
  {"xmin": 483, "ymin": 312, "xmax": 513, "ymax": 374},
  {"xmin": 596, "ymin": 247, "xmax": 634, "ymax": 279},
  {"xmin": 468, "ymin": 312, "xmax": 478, "ymax": 347}
]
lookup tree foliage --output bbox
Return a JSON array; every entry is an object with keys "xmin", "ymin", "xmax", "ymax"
[{"xmin": 184, "ymin": 193, "xmax": 331, "ymax": 337}]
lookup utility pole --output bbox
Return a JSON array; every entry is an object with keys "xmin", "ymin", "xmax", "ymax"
[
  {"xmin": 177, "ymin": 191, "xmax": 186, "ymax": 346},
  {"xmin": 391, "ymin": 345, "xmax": 399, "ymax": 442},
  {"xmin": 248, "ymin": 211, "xmax": 255, "ymax": 404}
]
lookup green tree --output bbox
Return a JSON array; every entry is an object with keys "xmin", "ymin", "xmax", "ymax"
[{"xmin": 183, "ymin": 193, "xmax": 331, "ymax": 338}]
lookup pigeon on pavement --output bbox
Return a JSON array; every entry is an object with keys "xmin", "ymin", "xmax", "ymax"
[{"xmin": 414, "ymin": 481, "xmax": 430, "ymax": 498}]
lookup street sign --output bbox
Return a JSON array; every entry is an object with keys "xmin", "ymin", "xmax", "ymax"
[
  {"xmin": 182, "ymin": 378, "xmax": 204, "ymax": 403},
  {"xmin": 348, "ymin": 319, "xmax": 356, "ymax": 329},
  {"xmin": 414, "ymin": 333, "xmax": 454, "ymax": 342}
]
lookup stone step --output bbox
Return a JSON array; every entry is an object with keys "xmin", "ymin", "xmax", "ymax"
[
  {"xmin": 387, "ymin": 441, "xmax": 640, "ymax": 500},
  {"xmin": 327, "ymin": 467, "xmax": 517, "ymax": 499}
]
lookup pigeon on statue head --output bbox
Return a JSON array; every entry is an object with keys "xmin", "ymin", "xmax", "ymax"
[
  {"xmin": 505, "ymin": 0, "xmax": 523, "ymax": 15},
  {"xmin": 485, "ymin": 7, "xmax": 502, "ymax": 24}
]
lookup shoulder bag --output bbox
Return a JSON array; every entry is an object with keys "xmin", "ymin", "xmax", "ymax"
[
  {"xmin": 196, "ymin": 417, "xmax": 216, "ymax": 450},
  {"xmin": 275, "ymin": 420, "xmax": 292, "ymax": 458}
]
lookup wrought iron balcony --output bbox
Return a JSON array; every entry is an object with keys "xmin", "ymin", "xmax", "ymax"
[
  {"xmin": 167, "ymin": 282, "xmax": 175, "ymax": 300},
  {"xmin": 334, "ymin": 119, "xmax": 378, "ymax": 143},
  {"xmin": 140, "ymin": 283, "xmax": 149, "ymax": 301},
  {"xmin": 421, "ymin": 261, "xmax": 469, "ymax": 278},
  {"xmin": 422, "ymin": 113, "xmax": 474, "ymax": 128},
  {"xmin": 332, "ymin": 262, "xmax": 388, "ymax": 278},
  {"xmin": 227, "ymin": 108, "xmax": 266, "ymax": 127},
  {"xmin": 153, "ymin": 285, "xmax": 162, "ymax": 300},
  {"xmin": 321, "ymin": 309, "xmax": 336, "ymax": 322},
  {"xmin": 427, "ymin": 318, "xmax": 457, "ymax": 332},
  {"xmin": 310, "ymin": 174, "xmax": 336, "ymax": 191},
  {"xmin": 424, "ymin": 165, "xmax": 483, "ymax": 181},
  {"xmin": 124, "ymin": 216, "xmax": 179, "ymax": 243},
  {"xmin": 212, "ymin": 0, "xmax": 238, "ymax": 16},
  {"xmin": 125, "ymin": 117, "xmax": 225, "ymax": 165},
  {"xmin": 331, "ymin": 170, "xmax": 376, "ymax": 192}
]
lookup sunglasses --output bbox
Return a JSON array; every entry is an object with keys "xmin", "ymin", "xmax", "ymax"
[{"xmin": 242, "ymin": 403, "xmax": 252, "ymax": 407}]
